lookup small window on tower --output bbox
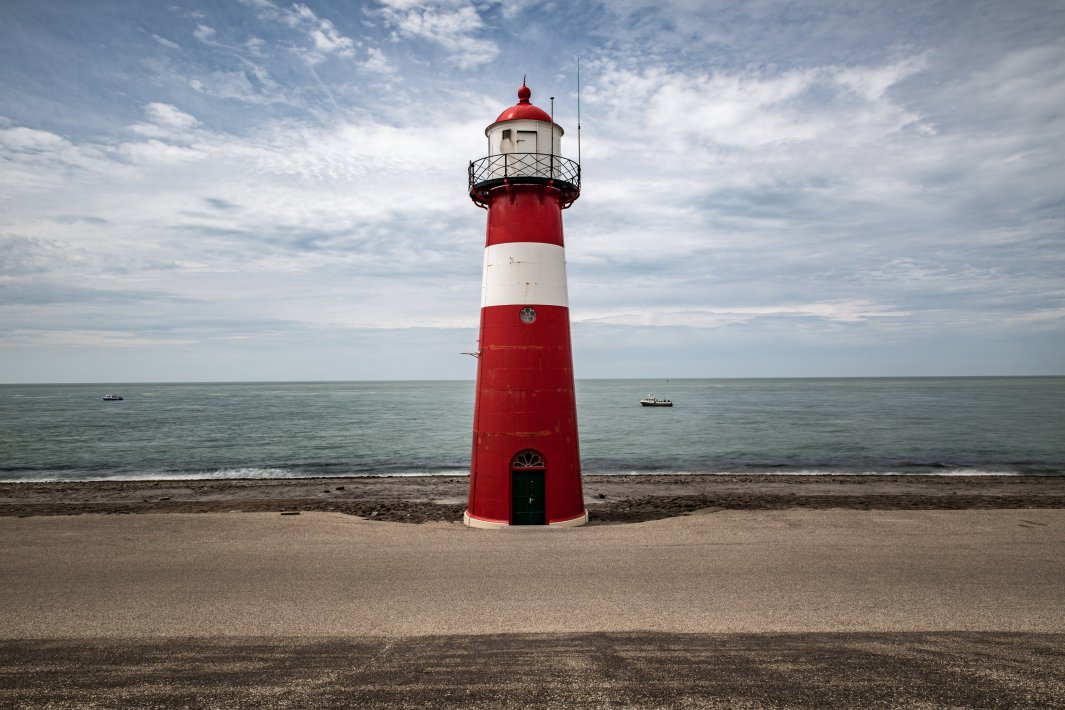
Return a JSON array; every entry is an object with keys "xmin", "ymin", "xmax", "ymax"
[
  {"xmin": 513, "ymin": 450, "xmax": 545, "ymax": 468},
  {"xmin": 502, "ymin": 129, "xmax": 512, "ymax": 140},
  {"xmin": 519, "ymin": 307, "xmax": 537, "ymax": 324}
]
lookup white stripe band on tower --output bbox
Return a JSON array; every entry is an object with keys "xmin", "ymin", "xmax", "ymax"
[{"xmin": 481, "ymin": 242, "xmax": 569, "ymax": 308}]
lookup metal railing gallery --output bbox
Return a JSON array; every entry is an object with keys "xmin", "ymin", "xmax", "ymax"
[{"xmin": 468, "ymin": 152, "xmax": 581, "ymax": 207}]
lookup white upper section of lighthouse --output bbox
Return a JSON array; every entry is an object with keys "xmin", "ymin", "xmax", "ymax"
[{"xmin": 484, "ymin": 83, "xmax": 564, "ymax": 158}]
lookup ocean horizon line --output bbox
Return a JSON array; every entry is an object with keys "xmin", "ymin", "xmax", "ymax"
[{"xmin": 3, "ymin": 374, "xmax": 1063, "ymax": 387}]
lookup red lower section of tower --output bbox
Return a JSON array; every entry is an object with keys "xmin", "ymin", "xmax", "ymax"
[{"xmin": 468, "ymin": 304, "xmax": 584, "ymax": 525}]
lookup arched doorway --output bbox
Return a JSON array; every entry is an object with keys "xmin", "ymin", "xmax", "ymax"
[{"xmin": 511, "ymin": 450, "xmax": 546, "ymax": 525}]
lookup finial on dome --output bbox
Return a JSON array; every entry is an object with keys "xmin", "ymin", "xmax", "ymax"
[{"xmin": 517, "ymin": 77, "xmax": 531, "ymax": 104}]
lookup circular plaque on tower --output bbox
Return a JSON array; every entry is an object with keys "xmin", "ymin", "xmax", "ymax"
[{"xmin": 519, "ymin": 306, "xmax": 537, "ymax": 324}]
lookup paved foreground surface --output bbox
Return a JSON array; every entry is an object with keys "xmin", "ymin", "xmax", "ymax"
[
  {"xmin": 3, "ymin": 632, "xmax": 1063, "ymax": 708},
  {"xmin": 2, "ymin": 510, "xmax": 1064, "ymax": 706}
]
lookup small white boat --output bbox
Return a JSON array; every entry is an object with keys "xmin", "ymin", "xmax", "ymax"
[
  {"xmin": 102, "ymin": 394, "xmax": 124, "ymax": 401},
  {"xmin": 640, "ymin": 394, "xmax": 672, "ymax": 407}
]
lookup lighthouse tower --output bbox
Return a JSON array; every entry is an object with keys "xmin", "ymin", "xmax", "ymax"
[{"xmin": 464, "ymin": 82, "xmax": 586, "ymax": 528}]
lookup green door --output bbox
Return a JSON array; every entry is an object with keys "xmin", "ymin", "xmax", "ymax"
[{"xmin": 511, "ymin": 470, "xmax": 546, "ymax": 525}]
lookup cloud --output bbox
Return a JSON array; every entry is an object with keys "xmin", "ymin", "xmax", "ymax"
[
  {"xmin": 1, "ymin": 126, "xmax": 74, "ymax": 153},
  {"xmin": 239, "ymin": 0, "xmax": 358, "ymax": 65},
  {"xmin": 118, "ymin": 139, "xmax": 208, "ymax": 164},
  {"xmin": 128, "ymin": 103, "xmax": 203, "ymax": 144},
  {"xmin": 487, "ymin": 0, "xmax": 538, "ymax": 20},
  {"xmin": 0, "ymin": 126, "xmax": 129, "ymax": 194},
  {"xmin": 7, "ymin": 36, "xmax": 1059, "ymax": 356},
  {"xmin": 0, "ymin": 95, "xmax": 491, "ymax": 356},
  {"xmin": 152, "ymin": 34, "xmax": 180, "ymax": 50},
  {"xmin": 203, "ymin": 197, "xmax": 239, "ymax": 211},
  {"xmin": 576, "ymin": 301, "xmax": 913, "ymax": 327},
  {"xmin": 376, "ymin": 0, "xmax": 499, "ymax": 68},
  {"xmin": 193, "ymin": 24, "xmax": 216, "ymax": 42},
  {"xmin": 551, "ymin": 38, "xmax": 1065, "ymax": 354},
  {"xmin": 307, "ymin": 16, "xmax": 356, "ymax": 58},
  {"xmin": 833, "ymin": 55, "xmax": 928, "ymax": 101},
  {"xmin": 144, "ymin": 103, "xmax": 199, "ymax": 129},
  {"xmin": 361, "ymin": 47, "xmax": 394, "ymax": 74},
  {"xmin": 1, "ymin": 0, "xmax": 1062, "ymax": 379},
  {"xmin": 1022, "ymin": 307, "xmax": 1065, "ymax": 324},
  {"xmin": 0, "ymin": 236, "xmax": 71, "ymax": 276},
  {"xmin": 584, "ymin": 58, "xmax": 924, "ymax": 152},
  {"xmin": 189, "ymin": 71, "xmax": 259, "ymax": 101},
  {"xmin": 0, "ymin": 322, "xmax": 196, "ymax": 348}
]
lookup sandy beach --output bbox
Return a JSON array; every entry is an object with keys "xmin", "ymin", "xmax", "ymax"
[
  {"xmin": 2, "ymin": 476, "xmax": 1064, "ymax": 707},
  {"xmin": 2, "ymin": 473, "xmax": 1064, "ymax": 522}
]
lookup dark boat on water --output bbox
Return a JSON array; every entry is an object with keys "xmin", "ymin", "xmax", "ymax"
[
  {"xmin": 639, "ymin": 394, "xmax": 673, "ymax": 407},
  {"xmin": 102, "ymin": 394, "xmax": 123, "ymax": 401}
]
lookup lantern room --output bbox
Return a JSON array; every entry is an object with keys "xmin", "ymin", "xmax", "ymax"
[
  {"xmin": 484, "ymin": 82, "xmax": 563, "ymax": 158},
  {"xmin": 468, "ymin": 82, "xmax": 581, "ymax": 209}
]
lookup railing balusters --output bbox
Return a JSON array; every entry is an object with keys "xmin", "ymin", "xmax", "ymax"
[
  {"xmin": 470, "ymin": 153, "xmax": 578, "ymax": 188},
  {"xmin": 470, "ymin": 153, "xmax": 580, "ymax": 204}
]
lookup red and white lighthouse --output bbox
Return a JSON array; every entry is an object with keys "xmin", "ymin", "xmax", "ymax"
[{"xmin": 464, "ymin": 82, "xmax": 586, "ymax": 528}]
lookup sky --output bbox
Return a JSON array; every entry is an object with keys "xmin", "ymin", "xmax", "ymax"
[{"xmin": 1, "ymin": 0, "xmax": 1063, "ymax": 382}]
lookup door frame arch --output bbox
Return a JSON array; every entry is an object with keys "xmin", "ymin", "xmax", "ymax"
[{"xmin": 510, "ymin": 449, "xmax": 546, "ymax": 525}]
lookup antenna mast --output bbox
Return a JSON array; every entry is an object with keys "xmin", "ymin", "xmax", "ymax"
[
  {"xmin": 576, "ymin": 58, "xmax": 582, "ymax": 166},
  {"xmin": 550, "ymin": 96, "xmax": 556, "ymax": 154}
]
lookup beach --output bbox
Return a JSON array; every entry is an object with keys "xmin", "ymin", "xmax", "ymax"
[
  {"xmin": 2, "ymin": 473, "xmax": 1064, "ymax": 522},
  {"xmin": 1, "ymin": 475, "xmax": 1064, "ymax": 707}
]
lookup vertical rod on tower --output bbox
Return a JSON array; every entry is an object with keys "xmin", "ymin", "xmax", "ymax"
[
  {"xmin": 577, "ymin": 58, "xmax": 582, "ymax": 168},
  {"xmin": 550, "ymin": 96, "xmax": 556, "ymax": 176}
]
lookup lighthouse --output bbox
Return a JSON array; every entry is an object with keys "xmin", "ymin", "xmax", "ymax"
[{"xmin": 464, "ymin": 82, "xmax": 586, "ymax": 528}]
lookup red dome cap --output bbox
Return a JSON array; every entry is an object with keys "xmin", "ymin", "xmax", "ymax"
[{"xmin": 494, "ymin": 81, "xmax": 553, "ymax": 123}]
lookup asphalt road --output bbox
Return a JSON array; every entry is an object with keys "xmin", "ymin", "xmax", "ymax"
[
  {"xmin": 2, "ymin": 510, "xmax": 1063, "ymax": 706},
  {"xmin": 3, "ymin": 632, "xmax": 1063, "ymax": 708}
]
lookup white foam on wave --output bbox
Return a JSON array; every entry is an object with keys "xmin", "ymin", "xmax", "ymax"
[
  {"xmin": 3, "ymin": 467, "xmax": 1041, "ymax": 484},
  {"xmin": 591, "ymin": 469, "xmax": 1028, "ymax": 477},
  {"xmin": 195, "ymin": 467, "xmax": 298, "ymax": 480},
  {"xmin": 45, "ymin": 467, "xmax": 469, "ymax": 483},
  {"xmin": 370, "ymin": 470, "xmax": 469, "ymax": 478},
  {"xmin": 3, "ymin": 467, "xmax": 295, "ymax": 483}
]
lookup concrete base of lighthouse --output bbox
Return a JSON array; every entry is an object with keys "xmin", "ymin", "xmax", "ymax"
[{"xmin": 463, "ymin": 510, "xmax": 589, "ymax": 529}]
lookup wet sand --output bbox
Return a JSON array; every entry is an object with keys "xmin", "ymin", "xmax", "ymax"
[{"xmin": 2, "ymin": 473, "xmax": 1064, "ymax": 522}]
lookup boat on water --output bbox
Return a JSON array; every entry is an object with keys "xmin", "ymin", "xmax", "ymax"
[
  {"xmin": 639, "ymin": 394, "xmax": 673, "ymax": 407},
  {"xmin": 102, "ymin": 394, "xmax": 123, "ymax": 401}
]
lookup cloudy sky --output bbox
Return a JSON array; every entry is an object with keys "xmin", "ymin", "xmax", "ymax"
[{"xmin": 1, "ymin": 0, "xmax": 1063, "ymax": 382}]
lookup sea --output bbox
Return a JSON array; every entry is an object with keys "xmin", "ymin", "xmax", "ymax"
[{"xmin": 1, "ymin": 378, "xmax": 1062, "ymax": 483}]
